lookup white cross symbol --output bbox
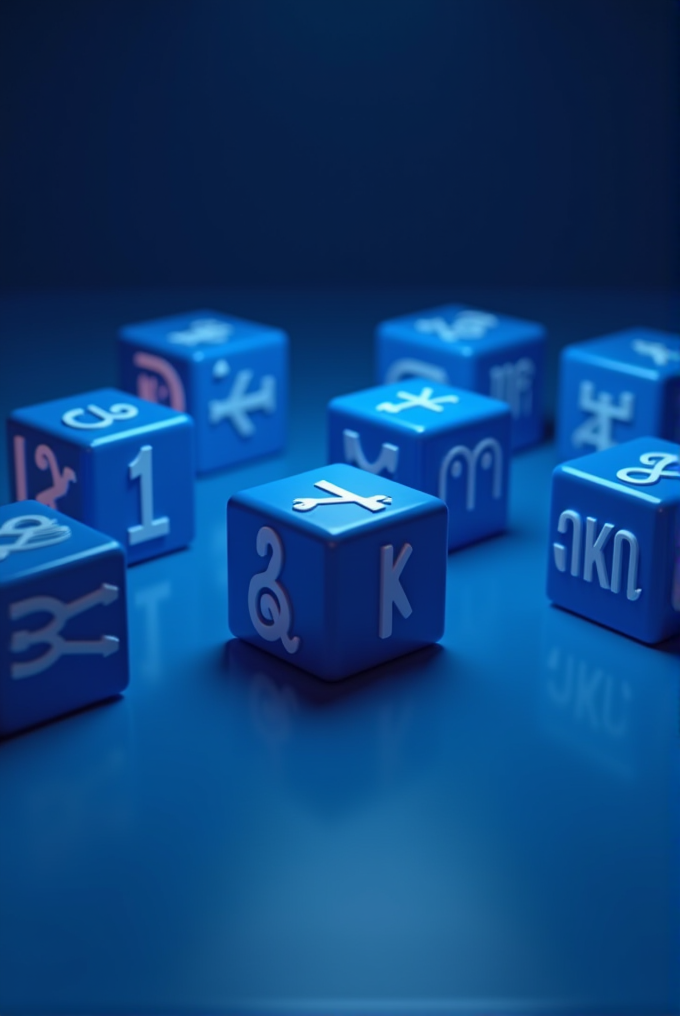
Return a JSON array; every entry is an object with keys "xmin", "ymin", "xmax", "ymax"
[
  {"xmin": 168, "ymin": 318, "xmax": 233, "ymax": 346},
  {"xmin": 376, "ymin": 387, "xmax": 460, "ymax": 415},
  {"xmin": 292, "ymin": 480, "xmax": 392, "ymax": 513},
  {"xmin": 631, "ymin": 339, "xmax": 680, "ymax": 368}
]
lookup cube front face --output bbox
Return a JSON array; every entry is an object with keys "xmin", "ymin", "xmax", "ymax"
[
  {"xmin": 328, "ymin": 382, "xmax": 511, "ymax": 550},
  {"xmin": 375, "ymin": 304, "xmax": 545, "ymax": 451},
  {"xmin": 546, "ymin": 437, "xmax": 680, "ymax": 644},
  {"xmin": 119, "ymin": 310, "xmax": 288, "ymax": 474},
  {"xmin": 556, "ymin": 328, "xmax": 680, "ymax": 461},
  {"xmin": 228, "ymin": 464, "xmax": 447, "ymax": 680},
  {"xmin": 0, "ymin": 502, "xmax": 128, "ymax": 736},
  {"xmin": 8, "ymin": 388, "xmax": 194, "ymax": 564}
]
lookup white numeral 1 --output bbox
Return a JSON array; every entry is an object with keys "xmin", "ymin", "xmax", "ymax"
[{"xmin": 128, "ymin": 445, "xmax": 170, "ymax": 546}]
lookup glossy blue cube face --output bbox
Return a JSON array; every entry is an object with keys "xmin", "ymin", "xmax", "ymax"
[
  {"xmin": 0, "ymin": 501, "xmax": 129, "ymax": 736},
  {"xmin": 557, "ymin": 328, "xmax": 680, "ymax": 461},
  {"xmin": 376, "ymin": 304, "xmax": 545, "ymax": 450},
  {"xmin": 327, "ymin": 382, "xmax": 511, "ymax": 551},
  {"xmin": 7, "ymin": 388, "xmax": 194, "ymax": 565},
  {"xmin": 118, "ymin": 309, "xmax": 288, "ymax": 474},
  {"xmin": 546, "ymin": 436, "xmax": 680, "ymax": 644},
  {"xmin": 228, "ymin": 463, "xmax": 447, "ymax": 680}
]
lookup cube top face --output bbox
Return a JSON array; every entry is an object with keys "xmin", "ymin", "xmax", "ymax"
[
  {"xmin": 378, "ymin": 304, "xmax": 545, "ymax": 358},
  {"xmin": 0, "ymin": 501, "xmax": 121, "ymax": 585},
  {"xmin": 120, "ymin": 309, "xmax": 286, "ymax": 363},
  {"xmin": 230, "ymin": 463, "xmax": 445, "ymax": 541},
  {"xmin": 329, "ymin": 382, "xmax": 509, "ymax": 438},
  {"xmin": 9, "ymin": 387, "xmax": 192, "ymax": 449},
  {"xmin": 558, "ymin": 436, "xmax": 680, "ymax": 509},
  {"xmin": 564, "ymin": 328, "xmax": 680, "ymax": 381}
]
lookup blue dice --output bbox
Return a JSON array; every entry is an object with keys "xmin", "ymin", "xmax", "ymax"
[
  {"xmin": 557, "ymin": 328, "xmax": 680, "ymax": 461},
  {"xmin": 118, "ymin": 309, "xmax": 288, "ymax": 474},
  {"xmin": 0, "ymin": 501, "xmax": 128, "ymax": 736},
  {"xmin": 376, "ymin": 304, "xmax": 545, "ymax": 450},
  {"xmin": 7, "ymin": 388, "xmax": 194, "ymax": 564},
  {"xmin": 228, "ymin": 463, "xmax": 447, "ymax": 680},
  {"xmin": 328, "ymin": 382, "xmax": 511, "ymax": 551},
  {"xmin": 546, "ymin": 436, "xmax": 680, "ymax": 644}
]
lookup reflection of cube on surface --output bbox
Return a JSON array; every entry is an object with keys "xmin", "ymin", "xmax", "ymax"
[
  {"xmin": 375, "ymin": 304, "xmax": 545, "ymax": 450},
  {"xmin": 556, "ymin": 328, "xmax": 680, "ymax": 461},
  {"xmin": 118, "ymin": 309, "xmax": 288, "ymax": 474},
  {"xmin": 8, "ymin": 388, "xmax": 194, "ymax": 564},
  {"xmin": 228, "ymin": 463, "xmax": 447, "ymax": 681},
  {"xmin": 328, "ymin": 382, "xmax": 511, "ymax": 551},
  {"xmin": 0, "ymin": 501, "xmax": 128, "ymax": 737},
  {"xmin": 546, "ymin": 436, "xmax": 680, "ymax": 644}
]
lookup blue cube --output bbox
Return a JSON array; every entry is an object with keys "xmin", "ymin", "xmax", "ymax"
[
  {"xmin": 7, "ymin": 387, "xmax": 194, "ymax": 565},
  {"xmin": 118, "ymin": 309, "xmax": 288, "ymax": 474},
  {"xmin": 546, "ymin": 436, "xmax": 680, "ymax": 644},
  {"xmin": 328, "ymin": 382, "xmax": 511, "ymax": 551},
  {"xmin": 376, "ymin": 304, "xmax": 545, "ymax": 450},
  {"xmin": 0, "ymin": 501, "xmax": 129, "ymax": 736},
  {"xmin": 228, "ymin": 463, "xmax": 447, "ymax": 680},
  {"xmin": 557, "ymin": 328, "xmax": 680, "ymax": 461}
]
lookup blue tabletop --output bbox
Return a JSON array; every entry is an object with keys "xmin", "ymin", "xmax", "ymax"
[{"xmin": 0, "ymin": 287, "xmax": 678, "ymax": 1015}]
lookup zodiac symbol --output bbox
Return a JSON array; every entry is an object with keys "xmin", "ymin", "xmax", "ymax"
[
  {"xmin": 247, "ymin": 526, "xmax": 300, "ymax": 654},
  {"xmin": 62, "ymin": 402, "xmax": 139, "ymax": 430},
  {"xmin": 9, "ymin": 583, "xmax": 120, "ymax": 679},
  {"xmin": 168, "ymin": 318, "xmax": 233, "ymax": 346},
  {"xmin": 616, "ymin": 451, "xmax": 680, "ymax": 486},
  {"xmin": 631, "ymin": 339, "xmax": 680, "ymax": 368},
  {"xmin": 376, "ymin": 387, "xmax": 459, "ymax": 415},
  {"xmin": 0, "ymin": 515, "xmax": 72, "ymax": 562},
  {"xmin": 379, "ymin": 543, "xmax": 413, "ymax": 639},
  {"xmin": 292, "ymin": 480, "xmax": 392, "ymax": 513},
  {"xmin": 12, "ymin": 435, "xmax": 76, "ymax": 508},
  {"xmin": 571, "ymin": 382, "xmax": 635, "ymax": 451},
  {"xmin": 438, "ymin": 438, "xmax": 503, "ymax": 511},
  {"xmin": 414, "ymin": 311, "xmax": 498, "ymax": 343},
  {"xmin": 342, "ymin": 430, "xmax": 399, "ymax": 475},
  {"xmin": 133, "ymin": 351, "xmax": 186, "ymax": 411},
  {"xmin": 384, "ymin": 359, "xmax": 450, "ymax": 385},
  {"xmin": 208, "ymin": 369, "xmax": 276, "ymax": 437},
  {"xmin": 489, "ymin": 358, "xmax": 535, "ymax": 419}
]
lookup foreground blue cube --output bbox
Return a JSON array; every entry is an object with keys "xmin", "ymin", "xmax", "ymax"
[
  {"xmin": 8, "ymin": 388, "xmax": 194, "ymax": 564},
  {"xmin": 228, "ymin": 463, "xmax": 447, "ymax": 680},
  {"xmin": 118, "ymin": 309, "xmax": 288, "ymax": 474},
  {"xmin": 328, "ymin": 382, "xmax": 511, "ymax": 551},
  {"xmin": 546, "ymin": 436, "xmax": 680, "ymax": 644},
  {"xmin": 557, "ymin": 328, "xmax": 680, "ymax": 460},
  {"xmin": 376, "ymin": 304, "xmax": 545, "ymax": 450},
  {"xmin": 0, "ymin": 501, "xmax": 128, "ymax": 736}
]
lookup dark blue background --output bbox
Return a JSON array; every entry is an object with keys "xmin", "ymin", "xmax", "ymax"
[{"xmin": 0, "ymin": 0, "xmax": 677, "ymax": 289}]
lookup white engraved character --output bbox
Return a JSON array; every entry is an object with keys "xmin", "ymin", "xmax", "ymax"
[
  {"xmin": 248, "ymin": 526, "xmax": 300, "ymax": 654},
  {"xmin": 438, "ymin": 438, "xmax": 504, "ymax": 511},
  {"xmin": 572, "ymin": 382, "xmax": 635, "ymax": 451},
  {"xmin": 631, "ymin": 339, "xmax": 680, "ymax": 368},
  {"xmin": 379, "ymin": 543, "xmax": 413, "ymax": 639},
  {"xmin": 616, "ymin": 451, "xmax": 680, "ymax": 486},
  {"xmin": 0, "ymin": 515, "xmax": 71, "ymax": 562},
  {"xmin": 62, "ymin": 402, "xmax": 139, "ymax": 430},
  {"xmin": 552, "ymin": 510, "xmax": 642, "ymax": 601},
  {"xmin": 292, "ymin": 480, "xmax": 391, "ymax": 513},
  {"xmin": 414, "ymin": 311, "xmax": 498, "ymax": 343},
  {"xmin": 342, "ymin": 430, "xmax": 399, "ymax": 476},
  {"xmin": 489, "ymin": 358, "xmax": 535, "ymax": 419},
  {"xmin": 384, "ymin": 359, "xmax": 450, "ymax": 385},
  {"xmin": 168, "ymin": 318, "xmax": 233, "ymax": 346},
  {"xmin": 209, "ymin": 370, "xmax": 276, "ymax": 437},
  {"xmin": 377, "ymin": 387, "xmax": 459, "ymax": 415}
]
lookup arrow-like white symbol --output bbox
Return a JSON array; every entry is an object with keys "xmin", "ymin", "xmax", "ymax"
[
  {"xmin": 292, "ymin": 480, "xmax": 392, "ymax": 513},
  {"xmin": 209, "ymin": 369, "xmax": 276, "ymax": 437},
  {"xmin": 377, "ymin": 387, "xmax": 460, "ymax": 415},
  {"xmin": 10, "ymin": 583, "xmax": 120, "ymax": 679},
  {"xmin": 631, "ymin": 339, "xmax": 680, "ymax": 368}
]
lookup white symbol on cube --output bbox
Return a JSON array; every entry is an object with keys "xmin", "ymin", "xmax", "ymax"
[
  {"xmin": 292, "ymin": 480, "xmax": 391, "ymax": 514},
  {"xmin": 248, "ymin": 526, "xmax": 300, "ymax": 654},
  {"xmin": 631, "ymin": 339, "xmax": 680, "ymax": 368},
  {"xmin": 9, "ymin": 583, "xmax": 120, "ymax": 679},
  {"xmin": 384, "ymin": 359, "xmax": 450, "ymax": 385},
  {"xmin": 209, "ymin": 369, "xmax": 276, "ymax": 437},
  {"xmin": 379, "ymin": 542, "xmax": 413, "ymax": 639},
  {"xmin": 616, "ymin": 451, "xmax": 680, "ymax": 486},
  {"xmin": 571, "ymin": 382, "xmax": 635, "ymax": 452},
  {"xmin": 62, "ymin": 402, "xmax": 139, "ymax": 430},
  {"xmin": 0, "ymin": 515, "xmax": 72, "ymax": 562},
  {"xmin": 438, "ymin": 437, "xmax": 504, "ymax": 511},
  {"xmin": 168, "ymin": 318, "xmax": 233, "ymax": 347},
  {"xmin": 128, "ymin": 445, "xmax": 170, "ymax": 546},
  {"xmin": 133, "ymin": 351, "xmax": 187, "ymax": 411},
  {"xmin": 343, "ymin": 430, "xmax": 399, "ymax": 476},
  {"xmin": 553, "ymin": 510, "xmax": 641, "ymax": 601},
  {"xmin": 489, "ymin": 357, "xmax": 535, "ymax": 418},
  {"xmin": 415, "ymin": 311, "xmax": 498, "ymax": 343},
  {"xmin": 376, "ymin": 387, "xmax": 459, "ymax": 415}
]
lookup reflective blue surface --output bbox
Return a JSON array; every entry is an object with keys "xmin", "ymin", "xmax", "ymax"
[{"xmin": 0, "ymin": 289, "xmax": 678, "ymax": 1015}]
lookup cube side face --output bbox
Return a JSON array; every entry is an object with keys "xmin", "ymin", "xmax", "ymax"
[
  {"xmin": 7, "ymin": 419, "xmax": 84, "ymax": 519},
  {"xmin": 118, "ymin": 334, "xmax": 192, "ymax": 415},
  {"xmin": 327, "ymin": 404, "xmax": 421, "ymax": 485},
  {"xmin": 376, "ymin": 329, "xmax": 475, "ymax": 389},
  {"xmin": 546, "ymin": 466, "xmax": 677, "ymax": 644},
  {"xmin": 557, "ymin": 349, "xmax": 663, "ymax": 461},
  {"xmin": 192, "ymin": 333, "xmax": 288, "ymax": 474},
  {"xmin": 471, "ymin": 335, "xmax": 545, "ymax": 450},
  {"xmin": 0, "ymin": 503, "xmax": 128, "ymax": 736}
]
